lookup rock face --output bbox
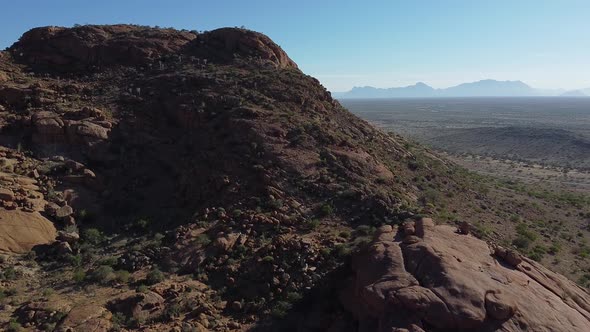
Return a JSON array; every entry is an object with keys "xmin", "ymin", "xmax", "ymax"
[
  {"xmin": 0, "ymin": 210, "xmax": 56, "ymax": 253},
  {"xmin": 108, "ymin": 291, "xmax": 166, "ymax": 323},
  {"xmin": 344, "ymin": 218, "xmax": 590, "ymax": 331},
  {"xmin": 10, "ymin": 25, "xmax": 196, "ymax": 71},
  {"xmin": 0, "ymin": 167, "xmax": 56, "ymax": 253},
  {"xmin": 56, "ymin": 304, "xmax": 112, "ymax": 332},
  {"xmin": 9, "ymin": 24, "xmax": 296, "ymax": 72},
  {"xmin": 186, "ymin": 27, "xmax": 298, "ymax": 69}
]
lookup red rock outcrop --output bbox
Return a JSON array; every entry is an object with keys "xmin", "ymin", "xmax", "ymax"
[
  {"xmin": 9, "ymin": 25, "xmax": 196, "ymax": 71},
  {"xmin": 56, "ymin": 305, "xmax": 112, "ymax": 332},
  {"xmin": 9, "ymin": 25, "xmax": 297, "ymax": 72},
  {"xmin": 185, "ymin": 28, "xmax": 298, "ymax": 69},
  {"xmin": 344, "ymin": 219, "xmax": 590, "ymax": 331},
  {"xmin": 0, "ymin": 159, "xmax": 56, "ymax": 253}
]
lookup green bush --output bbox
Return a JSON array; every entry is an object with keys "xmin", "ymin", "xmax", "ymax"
[
  {"xmin": 111, "ymin": 311, "xmax": 128, "ymax": 329},
  {"xmin": 195, "ymin": 234, "xmax": 211, "ymax": 246},
  {"xmin": 419, "ymin": 188, "xmax": 441, "ymax": 205},
  {"xmin": 0, "ymin": 266, "xmax": 17, "ymax": 280},
  {"xmin": 529, "ymin": 245, "xmax": 547, "ymax": 261},
  {"xmin": 73, "ymin": 269, "xmax": 86, "ymax": 283},
  {"xmin": 577, "ymin": 245, "xmax": 590, "ymax": 258},
  {"xmin": 146, "ymin": 267, "xmax": 165, "ymax": 285},
  {"xmin": 307, "ymin": 219, "xmax": 320, "ymax": 230},
  {"xmin": 89, "ymin": 266, "xmax": 114, "ymax": 284},
  {"xmin": 153, "ymin": 233, "xmax": 165, "ymax": 243},
  {"xmin": 164, "ymin": 303, "xmax": 182, "ymax": 320},
  {"xmin": 42, "ymin": 288, "xmax": 54, "ymax": 297},
  {"xmin": 24, "ymin": 250, "xmax": 36, "ymax": 261},
  {"xmin": 82, "ymin": 228, "xmax": 104, "ymax": 245},
  {"xmin": 286, "ymin": 291, "xmax": 303, "ymax": 303},
  {"xmin": 271, "ymin": 301, "xmax": 292, "ymax": 318},
  {"xmin": 66, "ymin": 254, "xmax": 83, "ymax": 267},
  {"xmin": 578, "ymin": 273, "xmax": 590, "ymax": 287},
  {"xmin": 114, "ymin": 270, "xmax": 131, "ymax": 284},
  {"xmin": 267, "ymin": 199, "xmax": 284, "ymax": 210},
  {"xmin": 133, "ymin": 219, "xmax": 150, "ymax": 231},
  {"xmin": 334, "ymin": 244, "xmax": 352, "ymax": 257},
  {"xmin": 6, "ymin": 319, "xmax": 21, "ymax": 332},
  {"xmin": 549, "ymin": 243, "xmax": 561, "ymax": 255},
  {"xmin": 41, "ymin": 322, "xmax": 56, "ymax": 331},
  {"xmin": 261, "ymin": 256, "xmax": 274, "ymax": 263},
  {"xmin": 98, "ymin": 257, "xmax": 118, "ymax": 266},
  {"xmin": 355, "ymin": 225, "xmax": 376, "ymax": 236},
  {"xmin": 515, "ymin": 223, "xmax": 537, "ymax": 241},
  {"xmin": 512, "ymin": 236, "xmax": 531, "ymax": 249},
  {"xmin": 338, "ymin": 231, "xmax": 351, "ymax": 239},
  {"xmin": 319, "ymin": 203, "xmax": 334, "ymax": 216}
]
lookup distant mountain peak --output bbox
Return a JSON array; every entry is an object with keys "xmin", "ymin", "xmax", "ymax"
[
  {"xmin": 561, "ymin": 90, "xmax": 588, "ymax": 97},
  {"xmin": 333, "ymin": 79, "xmax": 547, "ymax": 98}
]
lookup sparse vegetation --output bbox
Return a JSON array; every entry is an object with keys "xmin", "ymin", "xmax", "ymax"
[
  {"xmin": 82, "ymin": 228, "xmax": 104, "ymax": 244},
  {"xmin": 89, "ymin": 266, "xmax": 115, "ymax": 284},
  {"xmin": 73, "ymin": 268, "xmax": 86, "ymax": 283},
  {"xmin": 319, "ymin": 203, "xmax": 334, "ymax": 216},
  {"xmin": 146, "ymin": 267, "xmax": 165, "ymax": 285},
  {"xmin": 195, "ymin": 234, "xmax": 211, "ymax": 246},
  {"xmin": 6, "ymin": 319, "xmax": 21, "ymax": 332},
  {"xmin": 114, "ymin": 270, "xmax": 131, "ymax": 283}
]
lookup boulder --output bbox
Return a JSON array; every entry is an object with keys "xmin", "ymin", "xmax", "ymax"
[
  {"xmin": 57, "ymin": 230, "xmax": 80, "ymax": 244},
  {"xmin": 186, "ymin": 28, "xmax": 298, "ymax": 69},
  {"xmin": 15, "ymin": 300, "xmax": 72, "ymax": 328},
  {"xmin": 31, "ymin": 111, "xmax": 66, "ymax": 143},
  {"xmin": 55, "ymin": 304, "xmax": 112, "ymax": 332},
  {"xmin": 213, "ymin": 232, "xmax": 241, "ymax": 252},
  {"xmin": 0, "ymin": 210, "xmax": 56, "ymax": 253},
  {"xmin": 345, "ymin": 218, "xmax": 590, "ymax": 331},
  {"xmin": 55, "ymin": 205, "xmax": 74, "ymax": 219},
  {"xmin": 67, "ymin": 106, "xmax": 104, "ymax": 120},
  {"xmin": 65, "ymin": 159, "xmax": 85, "ymax": 172},
  {"xmin": 44, "ymin": 202, "xmax": 60, "ymax": 216},
  {"xmin": 0, "ymin": 187, "xmax": 15, "ymax": 201},
  {"xmin": 55, "ymin": 241, "xmax": 73, "ymax": 255},
  {"xmin": 109, "ymin": 291, "xmax": 166, "ymax": 322},
  {"xmin": 458, "ymin": 220, "xmax": 471, "ymax": 235},
  {"xmin": 65, "ymin": 120, "xmax": 110, "ymax": 144}
]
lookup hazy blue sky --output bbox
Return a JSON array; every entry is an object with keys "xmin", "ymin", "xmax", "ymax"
[{"xmin": 1, "ymin": 0, "xmax": 589, "ymax": 92}]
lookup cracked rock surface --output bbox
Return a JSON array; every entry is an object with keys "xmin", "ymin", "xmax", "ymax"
[{"xmin": 344, "ymin": 218, "xmax": 590, "ymax": 331}]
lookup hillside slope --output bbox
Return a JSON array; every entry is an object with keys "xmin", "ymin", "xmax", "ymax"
[{"xmin": 0, "ymin": 25, "xmax": 589, "ymax": 331}]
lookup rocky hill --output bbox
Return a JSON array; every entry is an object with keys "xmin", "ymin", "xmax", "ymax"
[{"xmin": 1, "ymin": 25, "xmax": 589, "ymax": 331}]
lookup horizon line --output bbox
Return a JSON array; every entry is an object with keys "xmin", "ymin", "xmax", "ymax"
[{"xmin": 330, "ymin": 79, "xmax": 590, "ymax": 93}]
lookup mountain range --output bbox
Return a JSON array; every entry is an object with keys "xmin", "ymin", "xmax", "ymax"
[{"xmin": 332, "ymin": 79, "xmax": 590, "ymax": 98}]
